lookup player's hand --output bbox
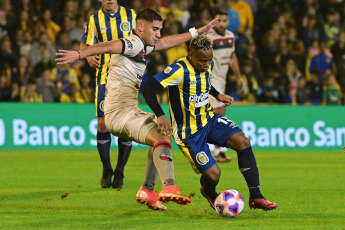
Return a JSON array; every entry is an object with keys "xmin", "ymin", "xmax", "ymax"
[
  {"xmin": 86, "ymin": 55, "xmax": 100, "ymax": 68},
  {"xmin": 157, "ymin": 115, "xmax": 172, "ymax": 137},
  {"xmin": 216, "ymin": 94, "xmax": 234, "ymax": 107},
  {"xmin": 197, "ymin": 18, "xmax": 218, "ymax": 35},
  {"xmin": 237, "ymin": 77, "xmax": 244, "ymax": 90},
  {"xmin": 55, "ymin": 50, "xmax": 79, "ymax": 65}
]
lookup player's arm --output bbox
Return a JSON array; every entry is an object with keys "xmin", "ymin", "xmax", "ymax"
[
  {"xmin": 141, "ymin": 77, "xmax": 172, "ymax": 137},
  {"xmin": 155, "ymin": 18, "xmax": 219, "ymax": 51},
  {"xmin": 80, "ymin": 43, "xmax": 100, "ymax": 68},
  {"xmin": 210, "ymin": 85, "xmax": 234, "ymax": 106},
  {"xmin": 229, "ymin": 53, "xmax": 243, "ymax": 90},
  {"xmin": 56, "ymin": 40, "xmax": 123, "ymax": 65}
]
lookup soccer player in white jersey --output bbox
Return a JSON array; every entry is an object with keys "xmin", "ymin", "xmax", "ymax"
[
  {"xmin": 56, "ymin": 8, "xmax": 218, "ymax": 211},
  {"xmin": 207, "ymin": 9, "xmax": 243, "ymax": 163}
]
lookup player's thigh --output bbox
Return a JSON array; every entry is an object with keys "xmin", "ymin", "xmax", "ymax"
[
  {"xmin": 95, "ymin": 84, "xmax": 106, "ymax": 117},
  {"xmin": 207, "ymin": 115, "xmax": 242, "ymax": 147},
  {"xmin": 224, "ymin": 131, "xmax": 251, "ymax": 151},
  {"xmin": 178, "ymin": 137, "xmax": 216, "ymax": 175}
]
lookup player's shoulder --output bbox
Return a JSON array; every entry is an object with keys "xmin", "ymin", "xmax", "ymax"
[{"xmin": 224, "ymin": 30, "xmax": 235, "ymax": 38}]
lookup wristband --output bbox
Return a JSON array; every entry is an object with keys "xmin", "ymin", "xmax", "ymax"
[
  {"xmin": 189, "ymin": 27, "xmax": 198, "ymax": 39},
  {"xmin": 77, "ymin": 50, "xmax": 81, "ymax": 60}
]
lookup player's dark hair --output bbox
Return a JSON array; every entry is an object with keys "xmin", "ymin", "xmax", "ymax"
[
  {"xmin": 213, "ymin": 9, "xmax": 228, "ymax": 17},
  {"xmin": 189, "ymin": 35, "xmax": 213, "ymax": 52},
  {"xmin": 136, "ymin": 8, "xmax": 163, "ymax": 22}
]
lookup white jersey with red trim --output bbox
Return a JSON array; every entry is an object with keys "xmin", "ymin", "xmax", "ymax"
[
  {"xmin": 105, "ymin": 33, "xmax": 154, "ymax": 114},
  {"xmin": 207, "ymin": 30, "xmax": 235, "ymax": 89}
]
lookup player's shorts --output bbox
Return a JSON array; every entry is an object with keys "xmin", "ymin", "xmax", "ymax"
[
  {"xmin": 104, "ymin": 106, "xmax": 156, "ymax": 144},
  {"xmin": 177, "ymin": 114, "xmax": 242, "ymax": 174},
  {"xmin": 209, "ymin": 83, "xmax": 226, "ymax": 109},
  {"xmin": 95, "ymin": 83, "xmax": 106, "ymax": 117}
]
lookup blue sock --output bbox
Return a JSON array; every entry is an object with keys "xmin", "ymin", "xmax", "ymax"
[
  {"xmin": 237, "ymin": 146, "xmax": 263, "ymax": 199},
  {"xmin": 114, "ymin": 137, "xmax": 132, "ymax": 174},
  {"xmin": 97, "ymin": 131, "xmax": 112, "ymax": 171}
]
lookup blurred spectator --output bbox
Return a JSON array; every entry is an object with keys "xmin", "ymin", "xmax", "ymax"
[
  {"xmin": 257, "ymin": 76, "xmax": 279, "ymax": 103},
  {"xmin": 239, "ymin": 39, "xmax": 263, "ymax": 85},
  {"xmin": 20, "ymin": 29, "xmax": 33, "ymax": 57},
  {"xmin": 284, "ymin": 59, "xmax": 302, "ymax": 85},
  {"xmin": 225, "ymin": 73, "xmax": 241, "ymax": 101},
  {"xmin": 177, "ymin": 0, "xmax": 191, "ymax": 30},
  {"xmin": 231, "ymin": 0, "xmax": 253, "ymax": 36},
  {"xmin": 300, "ymin": 14, "xmax": 323, "ymax": 51},
  {"xmin": 276, "ymin": 38, "xmax": 294, "ymax": 71},
  {"xmin": 79, "ymin": 72, "xmax": 94, "ymax": 103},
  {"xmin": 297, "ymin": 77, "xmax": 307, "ymax": 104},
  {"xmin": 29, "ymin": 32, "xmax": 56, "ymax": 68},
  {"xmin": 0, "ymin": 36, "xmax": 18, "ymax": 85},
  {"xmin": 20, "ymin": 78, "xmax": 42, "ymax": 103},
  {"xmin": 323, "ymin": 74, "xmax": 342, "ymax": 105},
  {"xmin": 336, "ymin": 55, "xmax": 345, "ymax": 95},
  {"xmin": 0, "ymin": 10, "xmax": 11, "ymax": 40},
  {"xmin": 306, "ymin": 70, "xmax": 323, "ymax": 104},
  {"xmin": 286, "ymin": 26, "xmax": 305, "ymax": 69},
  {"xmin": 309, "ymin": 40, "xmax": 334, "ymax": 83},
  {"xmin": 69, "ymin": 14, "xmax": 85, "ymax": 42},
  {"xmin": 0, "ymin": 73, "xmax": 10, "ymax": 101},
  {"xmin": 323, "ymin": 8, "xmax": 340, "ymax": 47},
  {"xmin": 14, "ymin": 55, "xmax": 31, "ymax": 86},
  {"xmin": 16, "ymin": 10, "xmax": 34, "ymax": 32},
  {"xmin": 36, "ymin": 68, "xmax": 58, "ymax": 102},
  {"xmin": 330, "ymin": 31, "xmax": 345, "ymax": 68},
  {"xmin": 164, "ymin": 22, "xmax": 188, "ymax": 64},
  {"xmin": 260, "ymin": 30, "xmax": 278, "ymax": 74},
  {"xmin": 160, "ymin": 0, "xmax": 184, "ymax": 22},
  {"xmin": 15, "ymin": 0, "xmax": 38, "ymax": 24},
  {"xmin": 8, "ymin": 81, "xmax": 20, "ymax": 102},
  {"xmin": 190, "ymin": 6, "xmax": 212, "ymax": 28},
  {"xmin": 35, "ymin": 9, "xmax": 61, "ymax": 44},
  {"xmin": 33, "ymin": 48, "xmax": 55, "ymax": 79},
  {"xmin": 51, "ymin": 64, "xmax": 80, "ymax": 98},
  {"xmin": 239, "ymin": 60, "xmax": 258, "ymax": 103},
  {"xmin": 131, "ymin": 0, "xmax": 144, "ymax": 13},
  {"xmin": 60, "ymin": 82, "xmax": 84, "ymax": 103},
  {"xmin": 56, "ymin": 32, "xmax": 71, "ymax": 51},
  {"xmin": 244, "ymin": 0, "xmax": 258, "ymax": 15},
  {"xmin": 224, "ymin": 0, "xmax": 241, "ymax": 40}
]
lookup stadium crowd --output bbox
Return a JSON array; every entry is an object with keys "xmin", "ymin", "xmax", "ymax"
[{"xmin": 0, "ymin": 0, "xmax": 344, "ymax": 105}]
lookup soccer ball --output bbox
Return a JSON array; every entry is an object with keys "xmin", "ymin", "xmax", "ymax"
[{"xmin": 214, "ymin": 189, "xmax": 244, "ymax": 217}]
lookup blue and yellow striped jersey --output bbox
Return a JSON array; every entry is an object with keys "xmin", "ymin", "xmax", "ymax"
[
  {"xmin": 81, "ymin": 6, "xmax": 136, "ymax": 85},
  {"xmin": 154, "ymin": 56, "xmax": 216, "ymax": 143}
]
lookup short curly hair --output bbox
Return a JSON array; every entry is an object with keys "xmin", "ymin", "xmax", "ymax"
[{"xmin": 189, "ymin": 35, "xmax": 213, "ymax": 52}]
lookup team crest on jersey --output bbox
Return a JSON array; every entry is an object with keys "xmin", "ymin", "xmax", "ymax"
[
  {"xmin": 164, "ymin": 66, "xmax": 172, "ymax": 74},
  {"xmin": 196, "ymin": 151, "xmax": 209, "ymax": 165},
  {"xmin": 120, "ymin": 21, "xmax": 131, "ymax": 32},
  {"xmin": 99, "ymin": 100, "xmax": 104, "ymax": 112}
]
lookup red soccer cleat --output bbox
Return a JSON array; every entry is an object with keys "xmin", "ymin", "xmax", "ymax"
[
  {"xmin": 158, "ymin": 185, "xmax": 191, "ymax": 205},
  {"xmin": 136, "ymin": 186, "xmax": 167, "ymax": 211},
  {"xmin": 200, "ymin": 187, "xmax": 215, "ymax": 209},
  {"xmin": 249, "ymin": 198, "xmax": 277, "ymax": 211}
]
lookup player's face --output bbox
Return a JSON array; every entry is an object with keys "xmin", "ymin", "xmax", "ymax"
[
  {"xmin": 214, "ymin": 15, "xmax": 229, "ymax": 36},
  {"xmin": 189, "ymin": 48, "xmax": 213, "ymax": 72},
  {"xmin": 100, "ymin": 0, "xmax": 117, "ymax": 13},
  {"xmin": 142, "ymin": 20, "xmax": 163, "ymax": 46}
]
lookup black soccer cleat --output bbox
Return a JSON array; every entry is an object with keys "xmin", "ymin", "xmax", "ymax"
[
  {"xmin": 100, "ymin": 169, "xmax": 113, "ymax": 188},
  {"xmin": 112, "ymin": 171, "xmax": 124, "ymax": 191}
]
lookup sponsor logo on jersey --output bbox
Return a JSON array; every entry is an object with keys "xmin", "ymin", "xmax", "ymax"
[
  {"xmin": 100, "ymin": 27, "xmax": 107, "ymax": 32},
  {"xmin": 120, "ymin": 21, "xmax": 131, "ymax": 32},
  {"xmin": 164, "ymin": 66, "xmax": 172, "ymax": 74},
  {"xmin": 190, "ymin": 81, "xmax": 197, "ymax": 84},
  {"xmin": 196, "ymin": 151, "xmax": 209, "ymax": 165},
  {"xmin": 99, "ymin": 101, "xmax": 104, "ymax": 112},
  {"xmin": 125, "ymin": 39, "xmax": 133, "ymax": 49}
]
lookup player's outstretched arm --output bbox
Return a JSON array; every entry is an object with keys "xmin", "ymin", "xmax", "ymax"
[
  {"xmin": 55, "ymin": 40, "xmax": 123, "ymax": 65},
  {"xmin": 155, "ymin": 18, "xmax": 218, "ymax": 51}
]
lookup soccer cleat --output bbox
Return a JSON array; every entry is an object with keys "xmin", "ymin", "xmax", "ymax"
[
  {"xmin": 200, "ymin": 187, "xmax": 215, "ymax": 209},
  {"xmin": 215, "ymin": 152, "xmax": 231, "ymax": 163},
  {"xmin": 249, "ymin": 198, "xmax": 277, "ymax": 211},
  {"xmin": 136, "ymin": 186, "xmax": 167, "ymax": 211},
  {"xmin": 100, "ymin": 169, "xmax": 113, "ymax": 188},
  {"xmin": 158, "ymin": 185, "xmax": 191, "ymax": 205},
  {"xmin": 112, "ymin": 171, "xmax": 124, "ymax": 191}
]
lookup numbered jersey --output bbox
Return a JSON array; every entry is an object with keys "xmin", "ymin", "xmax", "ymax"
[
  {"xmin": 104, "ymin": 33, "xmax": 154, "ymax": 114},
  {"xmin": 153, "ymin": 56, "xmax": 216, "ymax": 143},
  {"xmin": 207, "ymin": 30, "xmax": 235, "ymax": 88}
]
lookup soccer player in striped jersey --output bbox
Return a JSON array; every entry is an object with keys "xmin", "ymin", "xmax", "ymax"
[
  {"xmin": 57, "ymin": 9, "xmax": 218, "ymax": 211},
  {"xmin": 207, "ymin": 9, "xmax": 243, "ymax": 163},
  {"xmin": 80, "ymin": 0, "xmax": 136, "ymax": 190},
  {"xmin": 141, "ymin": 36, "xmax": 277, "ymax": 211}
]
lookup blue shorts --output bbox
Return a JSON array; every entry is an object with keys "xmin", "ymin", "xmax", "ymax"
[
  {"xmin": 177, "ymin": 114, "xmax": 242, "ymax": 174},
  {"xmin": 95, "ymin": 84, "xmax": 106, "ymax": 117}
]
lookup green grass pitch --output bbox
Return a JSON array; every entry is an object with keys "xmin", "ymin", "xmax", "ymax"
[{"xmin": 0, "ymin": 149, "xmax": 344, "ymax": 229}]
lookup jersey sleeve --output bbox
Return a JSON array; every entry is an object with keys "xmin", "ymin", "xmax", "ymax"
[
  {"xmin": 81, "ymin": 16, "xmax": 97, "ymax": 45},
  {"xmin": 121, "ymin": 36, "xmax": 143, "ymax": 57},
  {"xmin": 154, "ymin": 62, "xmax": 184, "ymax": 88}
]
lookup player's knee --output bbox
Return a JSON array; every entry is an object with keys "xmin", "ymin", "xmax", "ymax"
[{"xmin": 241, "ymin": 136, "xmax": 251, "ymax": 149}]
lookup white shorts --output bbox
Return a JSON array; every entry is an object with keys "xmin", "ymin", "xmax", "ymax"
[{"xmin": 105, "ymin": 106, "xmax": 156, "ymax": 144}]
